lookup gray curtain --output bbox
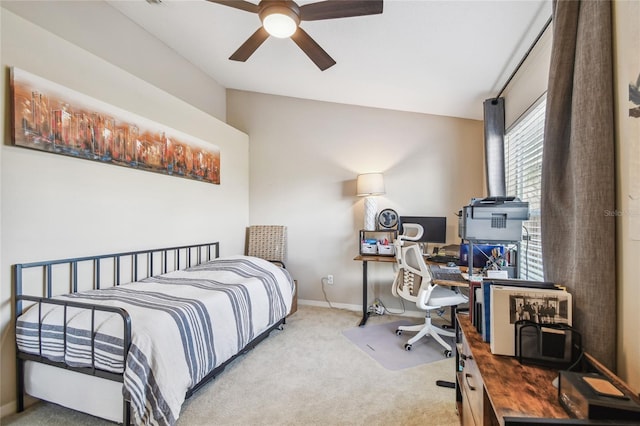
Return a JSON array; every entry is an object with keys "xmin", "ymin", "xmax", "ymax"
[
  {"xmin": 541, "ymin": 0, "xmax": 616, "ymax": 368},
  {"xmin": 484, "ymin": 98, "xmax": 506, "ymax": 197}
]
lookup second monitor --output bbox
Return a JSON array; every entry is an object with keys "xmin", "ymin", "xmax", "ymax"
[{"xmin": 398, "ymin": 216, "xmax": 447, "ymax": 244}]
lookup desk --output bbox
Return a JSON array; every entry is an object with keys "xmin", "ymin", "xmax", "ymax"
[
  {"xmin": 457, "ymin": 313, "xmax": 567, "ymax": 425},
  {"xmin": 455, "ymin": 313, "xmax": 640, "ymax": 425},
  {"xmin": 353, "ymin": 254, "xmax": 468, "ymax": 327},
  {"xmin": 353, "ymin": 255, "xmax": 395, "ymax": 326}
]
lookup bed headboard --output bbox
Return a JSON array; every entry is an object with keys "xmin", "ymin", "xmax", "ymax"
[{"xmin": 14, "ymin": 241, "xmax": 219, "ymax": 314}]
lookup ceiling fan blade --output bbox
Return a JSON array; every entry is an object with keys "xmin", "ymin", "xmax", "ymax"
[
  {"xmin": 229, "ymin": 27, "xmax": 270, "ymax": 62},
  {"xmin": 205, "ymin": 0, "xmax": 259, "ymax": 13},
  {"xmin": 291, "ymin": 27, "xmax": 336, "ymax": 71},
  {"xmin": 299, "ymin": 0, "xmax": 383, "ymax": 21}
]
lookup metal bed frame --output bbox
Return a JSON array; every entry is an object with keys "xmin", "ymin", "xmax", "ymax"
[{"xmin": 14, "ymin": 241, "xmax": 287, "ymax": 424}]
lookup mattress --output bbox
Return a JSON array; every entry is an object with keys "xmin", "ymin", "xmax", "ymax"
[{"xmin": 16, "ymin": 255, "xmax": 294, "ymax": 425}]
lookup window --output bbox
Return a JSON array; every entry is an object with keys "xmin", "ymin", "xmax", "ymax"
[{"xmin": 504, "ymin": 95, "xmax": 546, "ymax": 281}]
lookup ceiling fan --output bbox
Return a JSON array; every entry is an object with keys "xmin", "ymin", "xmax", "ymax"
[{"xmin": 206, "ymin": 0, "xmax": 383, "ymax": 71}]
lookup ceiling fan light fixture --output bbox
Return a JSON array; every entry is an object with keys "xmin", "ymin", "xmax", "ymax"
[
  {"xmin": 260, "ymin": 5, "xmax": 299, "ymax": 38},
  {"xmin": 211, "ymin": 0, "xmax": 383, "ymax": 70}
]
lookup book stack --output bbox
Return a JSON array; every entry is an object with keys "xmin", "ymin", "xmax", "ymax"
[{"xmin": 471, "ymin": 278, "xmax": 572, "ymax": 356}]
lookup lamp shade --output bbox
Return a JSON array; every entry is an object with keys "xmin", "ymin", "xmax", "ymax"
[{"xmin": 356, "ymin": 173, "xmax": 385, "ymax": 196}]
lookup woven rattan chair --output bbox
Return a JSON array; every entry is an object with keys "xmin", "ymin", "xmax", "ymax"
[
  {"xmin": 247, "ymin": 225, "xmax": 296, "ymax": 315},
  {"xmin": 246, "ymin": 225, "xmax": 288, "ymax": 268}
]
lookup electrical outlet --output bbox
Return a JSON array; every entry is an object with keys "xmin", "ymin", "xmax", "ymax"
[
  {"xmin": 368, "ymin": 299, "xmax": 385, "ymax": 315},
  {"xmin": 327, "ymin": 274, "xmax": 334, "ymax": 285}
]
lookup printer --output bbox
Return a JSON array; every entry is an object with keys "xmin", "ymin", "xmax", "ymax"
[{"xmin": 458, "ymin": 196, "xmax": 530, "ymax": 242}]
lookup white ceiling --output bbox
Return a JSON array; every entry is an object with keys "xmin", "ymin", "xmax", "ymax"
[{"xmin": 7, "ymin": 0, "xmax": 553, "ymax": 121}]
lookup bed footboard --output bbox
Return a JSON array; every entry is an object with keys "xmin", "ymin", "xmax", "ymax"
[
  {"xmin": 14, "ymin": 242, "xmax": 219, "ymax": 424},
  {"xmin": 15, "ymin": 295, "xmax": 132, "ymax": 424}
]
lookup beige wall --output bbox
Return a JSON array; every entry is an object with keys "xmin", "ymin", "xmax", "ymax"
[
  {"xmin": 613, "ymin": 0, "xmax": 640, "ymax": 394},
  {"xmin": 1, "ymin": 0, "xmax": 227, "ymax": 122},
  {"xmin": 227, "ymin": 90, "xmax": 485, "ymax": 310},
  {"xmin": 0, "ymin": 9, "xmax": 249, "ymax": 414},
  {"xmin": 502, "ymin": 23, "xmax": 552, "ymax": 129}
]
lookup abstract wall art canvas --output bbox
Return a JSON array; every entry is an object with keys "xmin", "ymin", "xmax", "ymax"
[{"xmin": 10, "ymin": 67, "xmax": 220, "ymax": 184}]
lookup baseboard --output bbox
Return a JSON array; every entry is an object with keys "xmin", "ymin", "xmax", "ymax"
[
  {"xmin": 1, "ymin": 391, "xmax": 39, "ymax": 420},
  {"xmin": 1, "ymin": 400, "xmax": 16, "ymax": 420},
  {"xmin": 297, "ymin": 299, "xmax": 423, "ymax": 318},
  {"xmin": 298, "ymin": 299, "xmax": 361, "ymax": 311}
]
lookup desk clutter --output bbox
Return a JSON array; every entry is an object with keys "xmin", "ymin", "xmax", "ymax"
[
  {"xmin": 429, "ymin": 264, "xmax": 467, "ymax": 283},
  {"xmin": 359, "ymin": 229, "xmax": 396, "ymax": 256},
  {"xmin": 428, "ymin": 243, "xmax": 518, "ymax": 278},
  {"xmin": 468, "ymin": 277, "xmax": 572, "ymax": 357}
]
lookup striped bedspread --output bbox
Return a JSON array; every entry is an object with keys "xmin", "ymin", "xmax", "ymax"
[{"xmin": 16, "ymin": 255, "xmax": 294, "ymax": 425}]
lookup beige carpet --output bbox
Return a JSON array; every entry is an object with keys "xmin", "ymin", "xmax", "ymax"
[{"xmin": 2, "ymin": 305, "xmax": 459, "ymax": 426}]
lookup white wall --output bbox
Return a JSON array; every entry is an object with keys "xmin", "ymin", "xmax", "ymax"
[
  {"xmin": 1, "ymin": 0, "xmax": 227, "ymax": 122},
  {"xmin": 227, "ymin": 90, "xmax": 485, "ymax": 311},
  {"xmin": 0, "ymin": 9, "xmax": 249, "ymax": 413}
]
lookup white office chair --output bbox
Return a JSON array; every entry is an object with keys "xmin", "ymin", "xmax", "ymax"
[{"xmin": 392, "ymin": 223, "xmax": 468, "ymax": 356}]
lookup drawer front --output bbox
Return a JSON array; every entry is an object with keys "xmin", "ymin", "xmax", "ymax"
[
  {"xmin": 460, "ymin": 335, "xmax": 483, "ymax": 425},
  {"xmin": 460, "ymin": 385, "xmax": 477, "ymax": 426}
]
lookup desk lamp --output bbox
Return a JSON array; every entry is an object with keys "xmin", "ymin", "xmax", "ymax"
[{"xmin": 357, "ymin": 173, "xmax": 385, "ymax": 231}]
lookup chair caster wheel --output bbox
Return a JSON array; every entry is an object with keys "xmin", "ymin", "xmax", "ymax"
[
  {"xmin": 404, "ymin": 343, "xmax": 412, "ymax": 351},
  {"xmin": 444, "ymin": 350, "xmax": 452, "ymax": 358},
  {"xmin": 396, "ymin": 329, "xmax": 402, "ymax": 336}
]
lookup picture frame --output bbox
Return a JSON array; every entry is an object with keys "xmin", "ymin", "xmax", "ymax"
[
  {"xmin": 10, "ymin": 67, "xmax": 220, "ymax": 184},
  {"xmin": 489, "ymin": 284, "xmax": 572, "ymax": 356}
]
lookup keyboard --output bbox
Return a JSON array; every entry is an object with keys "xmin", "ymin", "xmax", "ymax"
[
  {"xmin": 428, "ymin": 255, "xmax": 460, "ymax": 265},
  {"xmin": 430, "ymin": 267, "xmax": 467, "ymax": 283}
]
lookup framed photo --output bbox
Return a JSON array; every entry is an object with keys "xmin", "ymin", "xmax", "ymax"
[{"xmin": 489, "ymin": 284, "xmax": 572, "ymax": 356}]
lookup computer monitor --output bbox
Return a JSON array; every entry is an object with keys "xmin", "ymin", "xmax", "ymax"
[{"xmin": 398, "ymin": 216, "xmax": 447, "ymax": 244}]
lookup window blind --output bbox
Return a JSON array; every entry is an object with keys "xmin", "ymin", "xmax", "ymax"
[{"xmin": 505, "ymin": 95, "xmax": 546, "ymax": 281}]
